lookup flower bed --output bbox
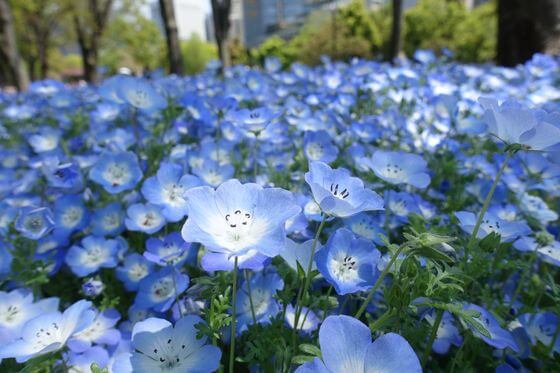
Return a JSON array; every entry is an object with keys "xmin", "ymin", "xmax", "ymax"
[{"xmin": 0, "ymin": 53, "xmax": 559, "ymax": 372}]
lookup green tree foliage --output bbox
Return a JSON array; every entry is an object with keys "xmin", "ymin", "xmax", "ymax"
[
  {"xmin": 404, "ymin": 0, "xmax": 467, "ymax": 56},
  {"xmin": 181, "ymin": 33, "xmax": 218, "ymax": 75},
  {"xmin": 101, "ymin": 14, "xmax": 166, "ymax": 75},
  {"xmin": 252, "ymin": 36, "xmax": 295, "ymax": 67},
  {"xmin": 337, "ymin": 0, "xmax": 382, "ymax": 52},
  {"xmin": 453, "ymin": 1, "xmax": 497, "ymax": 62},
  {"xmin": 404, "ymin": 0, "xmax": 496, "ymax": 62}
]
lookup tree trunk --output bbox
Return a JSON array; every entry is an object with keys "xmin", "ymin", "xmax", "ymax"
[
  {"xmin": 81, "ymin": 47, "xmax": 98, "ymax": 83},
  {"xmin": 388, "ymin": 0, "xmax": 403, "ymax": 61},
  {"xmin": 0, "ymin": 0, "xmax": 29, "ymax": 90},
  {"xmin": 159, "ymin": 0, "xmax": 184, "ymax": 75},
  {"xmin": 211, "ymin": 0, "xmax": 232, "ymax": 73},
  {"xmin": 38, "ymin": 34, "xmax": 50, "ymax": 80},
  {"xmin": 72, "ymin": 0, "xmax": 113, "ymax": 83},
  {"xmin": 497, "ymin": 0, "xmax": 560, "ymax": 66}
]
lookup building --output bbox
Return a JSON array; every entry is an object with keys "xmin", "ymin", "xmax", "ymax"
[
  {"xmin": 239, "ymin": 0, "xmax": 354, "ymax": 47},
  {"xmin": 222, "ymin": 0, "xmax": 490, "ymax": 48},
  {"xmin": 150, "ymin": 0, "xmax": 208, "ymax": 41}
]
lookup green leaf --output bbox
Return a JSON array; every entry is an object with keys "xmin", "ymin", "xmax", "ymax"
[
  {"xmin": 299, "ymin": 343, "xmax": 322, "ymax": 357},
  {"xmin": 411, "ymin": 245, "xmax": 455, "ymax": 264},
  {"xmin": 292, "ymin": 355, "xmax": 316, "ymax": 365}
]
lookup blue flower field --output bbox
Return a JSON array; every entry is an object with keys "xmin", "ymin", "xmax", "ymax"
[{"xmin": 1, "ymin": 53, "xmax": 560, "ymax": 372}]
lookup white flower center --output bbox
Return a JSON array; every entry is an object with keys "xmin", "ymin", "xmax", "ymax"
[
  {"xmin": 329, "ymin": 254, "xmax": 358, "ymax": 282},
  {"xmin": 104, "ymin": 163, "xmax": 130, "ymax": 187},
  {"xmin": 381, "ymin": 163, "xmax": 405, "ymax": 180}
]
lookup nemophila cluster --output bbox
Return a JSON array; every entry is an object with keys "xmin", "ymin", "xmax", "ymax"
[{"xmin": 0, "ymin": 52, "xmax": 559, "ymax": 372}]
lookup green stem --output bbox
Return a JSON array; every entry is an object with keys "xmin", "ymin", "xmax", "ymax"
[
  {"xmin": 319, "ymin": 286, "xmax": 333, "ymax": 322},
  {"xmin": 338, "ymin": 295, "xmax": 351, "ymax": 316},
  {"xmin": 244, "ymin": 269, "xmax": 257, "ymax": 325},
  {"xmin": 293, "ymin": 217, "xmax": 327, "ymax": 323},
  {"xmin": 253, "ymin": 136, "xmax": 260, "ymax": 180},
  {"xmin": 229, "ymin": 257, "xmax": 239, "ymax": 373},
  {"xmin": 508, "ymin": 251, "xmax": 537, "ymax": 309},
  {"xmin": 291, "ymin": 215, "xmax": 327, "ymax": 352},
  {"xmin": 546, "ymin": 319, "xmax": 560, "ymax": 355},
  {"xmin": 465, "ymin": 151, "xmax": 513, "ymax": 260},
  {"xmin": 422, "ymin": 309, "xmax": 444, "ymax": 367},
  {"xmin": 368, "ymin": 308, "xmax": 394, "ymax": 332},
  {"xmin": 170, "ymin": 266, "xmax": 184, "ymax": 318},
  {"xmin": 355, "ymin": 242, "xmax": 409, "ymax": 319}
]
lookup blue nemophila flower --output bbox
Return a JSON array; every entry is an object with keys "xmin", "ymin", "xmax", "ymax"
[
  {"xmin": 192, "ymin": 159, "xmax": 235, "ymax": 187},
  {"xmin": 116, "ymin": 253, "xmax": 155, "ymax": 291},
  {"xmin": 463, "ymin": 303, "xmax": 520, "ymax": 352},
  {"xmin": 201, "ymin": 249, "xmax": 269, "ymax": 272},
  {"xmin": 0, "ymin": 289, "xmax": 59, "ymax": 345},
  {"xmin": 91, "ymin": 202, "xmax": 125, "ymax": 236},
  {"xmin": 295, "ymin": 315, "xmax": 421, "ymax": 372},
  {"xmin": 125, "ymin": 203, "xmax": 166, "ymax": 234},
  {"xmin": 305, "ymin": 161, "xmax": 384, "ymax": 217},
  {"xmin": 285, "ymin": 304, "xmax": 320, "ymax": 334},
  {"xmin": 89, "ymin": 151, "xmax": 143, "ymax": 194},
  {"xmin": 536, "ymin": 240, "xmax": 560, "ymax": 267},
  {"xmin": 517, "ymin": 192, "xmax": 558, "ymax": 225},
  {"xmin": 82, "ymin": 278, "xmax": 104, "ymax": 297},
  {"xmin": 362, "ymin": 150, "xmax": 431, "ymax": 189},
  {"xmin": 517, "ymin": 312, "xmax": 560, "ymax": 353},
  {"xmin": 144, "ymin": 232, "xmax": 193, "ymax": 267},
  {"xmin": 235, "ymin": 270, "xmax": 284, "ymax": 334},
  {"xmin": 135, "ymin": 267, "xmax": 189, "ymax": 312},
  {"xmin": 28, "ymin": 127, "xmax": 61, "ymax": 154},
  {"xmin": 117, "ymin": 76, "xmax": 167, "ymax": 112},
  {"xmin": 280, "ymin": 238, "xmax": 321, "ymax": 272},
  {"xmin": 0, "ymin": 300, "xmax": 94, "ymax": 363},
  {"xmin": 67, "ymin": 346, "xmax": 110, "ymax": 372},
  {"xmin": 15, "ymin": 206, "xmax": 55, "ymax": 240},
  {"xmin": 0, "ymin": 241, "xmax": 13, "ymax": 277},
  {"xmin": 455, "ymin": 211, "xmax": 531, "ymax": 242},
  {"xmin": 227, "ymin": 107, "xmax": 277, "ymax": 134},
  {"xmin": 424, "ymin": 310, "xmax": 463, "ymax": 354},
  {"xmin": 53, "ymin": 194, "xmax": 89, "ymax": 238},
  {"xmin": 303, "ymin": 130, "xmax": 339, "ymax": 164},
  {"xmin": 129, "ymin": 316, "xmax": 221, "ymax": 373},
  {"xmin": 141, "ymin": 163, "xmax": 201, "ymax": 222},
  {"xmin": 181, "ymin": 179, "xmax": 300, "ymax": 258},
  {"xmin": 479, "ymin": 98, "xmax": 560, "ymax": 151},
  {"xmin": 65, "ymin": 236, "xmax": 119, "ymax": 277},
  {"xmin": 316, "ymin": 228, "xmax": 381, "ymax": 295},
  {"xmin": 343, "ymin": 213, "xmax": 386, "ymax": 246},
  {"xmin": 68, "ymin": 308, "xmax": 121, "ymax": 353},
  {"xmin": 42, "ymin": 158, "xmax": 83, "ymax": 191}
]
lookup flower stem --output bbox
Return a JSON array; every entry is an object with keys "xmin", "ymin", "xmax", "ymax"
[
  {"xmin": 229, "ymin": 257, "xmax": 239, "ymax": 373},
  {"xmin": 244, "ymin": 269, "xmax": 257, "ymax": 325},
  {"xmin": 422, "ymin": 308, "xmax": 444, "ymax": 367},
  {"xmin": 291, "ymin": 215, "xmax": 327, "ymax": 354},
  {"xmin": 508, "ymin": 251, "xmax": 537, "ymax": 310},
  {"xmin": 293, "ymin": 217, "xmax": 327, "ymax": 325},
  {"xmin": 546, "ymin": 319, "xmax": 560, "ymax": 355},
  {"xmin": 465, "ymin": 151, "xmax": 513, "ymax": 260},
  {"xmin": 355, "ymin": 242, "xmax": 408, "ymax": 319},
  {"xmin": 170, "ymin": 266, "xmax": 184, "ymax": 318}
]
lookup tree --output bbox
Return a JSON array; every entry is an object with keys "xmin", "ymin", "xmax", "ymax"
[
  {"xmin": 11, "ymin": 0, "xmax": 70, "ymax": 80},
  {"xmin": 211, "ymin": 0, "xmax": 232, "ymax": 72},
  {"xmin": 497, "ymin": 0, "xmax": 560, "ymax": 66},
  {"xmin": 102, "ymin": 14, "xmax": 165, "ymax": 75},
  {"xmin": 0, "ymin": 0, "xmax": 29, "ymax": 90},
  {"xmin": 158, "ymin": 0, "xmax": 183, "ymax": 75},
  {"xmin": 388, "ymin": 0, "xmax": 404, "ymax": 61},
  {"xmin": 181, "ymin": 33, "xmax": 218, "ymax": 75},
  {"xmin": 71, "ymin": 0, "xmax": 113, "ymax": 83}
]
